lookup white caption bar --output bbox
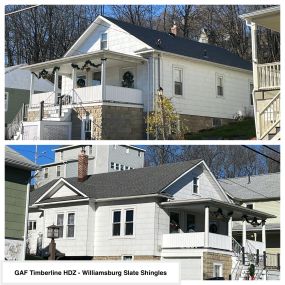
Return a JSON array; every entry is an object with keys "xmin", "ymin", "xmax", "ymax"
[{"xmin": 2, "ymin": 261, "xmax": 180, "ymax": 284}]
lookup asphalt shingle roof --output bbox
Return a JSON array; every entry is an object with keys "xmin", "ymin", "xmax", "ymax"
[
  {"xmin": 219, "ymin": 173, "xmax": 280, "ymax": 201},
  {"xmin": 5, "ymin": 146, "xmax": 39, "ymax": 170},
  {"xmin": 30, "ymin": 159, "xmax": 202, "ymax": 205},
  {"xmin": 105, "ymin": 17, "xmax": 252, "ymax": 71}
]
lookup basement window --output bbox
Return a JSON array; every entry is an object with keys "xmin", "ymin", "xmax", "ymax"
[
  {"xmin": 213, "ymin": 263, "xmax": 223, "ymax": 278},
  {"xmin": 122, "ymin": 255, "xmax": 134, "ymax": 261},
  {"xmin": 100, "ymin": 33, "xmax": 108, "ymax": 50},
  {"xmin": 173, "ymin": 67, "xmax": 183, "ymax": 95}
]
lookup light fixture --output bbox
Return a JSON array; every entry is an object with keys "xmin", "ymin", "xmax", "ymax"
[{"xmin": 47, "ymin": 224, "xmax": 60, "ymax": 239}]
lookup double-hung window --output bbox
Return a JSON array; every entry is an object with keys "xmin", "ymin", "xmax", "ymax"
[
  {"xmin": 193, "ymin": 177, "xmax": 199, "ymax": 194},
  {"xmin": 125, "ymin": 210, "xmax": 134, "ymax": 235},
  {"xmin": 67, "ymin": 213, "xmax": 75, "ymax": 238},
  {"xmin": 112, "ymin": 211, "xmax": 121, "ymax": 236},
  {"xmin": 217, "ymin": 75, "xmax": 224, "ymax": 96},
  {"xmin": 174, "ymin": 67, "xmax": 183, "ymax": 95},
  {"xmin": 5, "ymin": 92, "xmax": 8, "ymax": 112},
  {"xmin": 101, "ymin": 33, "xmax": 108, "ymax": 50},
  {"xmin": 57, "ymin": 214, "xmax": 64, "ymax": 238},
  {"xmin": 28, "ymin": 221, "xmax": 36, "ymax": 231},
  {"xmin": 82, "ymin": 117, "xmax": 92, "ymax": 140},
  {"xmin": 44, "ymin": 167, "xmax": 49, "ymax": 179}
]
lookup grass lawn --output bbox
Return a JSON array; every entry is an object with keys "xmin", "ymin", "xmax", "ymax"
[{"xmin": 185, "ymin": 118, "xmax": 256, "ymax": 140}]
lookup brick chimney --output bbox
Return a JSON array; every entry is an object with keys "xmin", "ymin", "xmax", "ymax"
[
  {"xmin": 170, "ymin": 22, "xmax": 177, "ymax": 36},
  {"xmin": 78, "ymin": 148, "xmax": 88, "ymax": 182}
]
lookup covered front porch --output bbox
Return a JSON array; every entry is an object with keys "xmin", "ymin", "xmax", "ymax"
[
  {"xmin": 160, "ymin": 199, "xmax": 274, "ymax": 253},
  {"xmin": 22, "ymin": 50, "xmax": 147, "ymax": 108}
]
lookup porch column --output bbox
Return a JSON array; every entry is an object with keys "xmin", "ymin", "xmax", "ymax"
[
  {"xmin": 251, "ymin": 22, "xmax": 258, "ymax": 88},
  {"xmin": 30, "ymin": 73, "xmax": 35, "ymax": 105},
  {"xmin": 228, "ymin": 216, "xmax": 232, "ymax": 238},
  {"xmin": 54, "ymin": 70, "xmax": 59, "ymax": 105},
  {"xmin": 242, "ymin": 218, "xmax": 246, "ymax": 248},
  {"xmin": 262, "ymin": 220, "xmax": 266, "ymax": 252},
  {"xmin": 204, "ymin": 206, "xmax": 209, "ymax": 247},
  {"xmin": 72, "ymin": 67, "xmax": 77, "ymax": 103},
  {"xmin": 101, "ymin": 58, "xmax": 107, "ymax": 101}
]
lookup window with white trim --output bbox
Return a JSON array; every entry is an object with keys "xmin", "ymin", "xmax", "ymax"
[
  {"xmin": 57, "ymin": 213, "xmax": 64, "ymax": 238},
  {"xmin": 44, "ymin": 167, "xmax": 49, "ymax": 179},
  {"xmin": 193, "ymin": 177, "xmax": 199, "ymax": 194},
  {"xmin": 216, "ymin": 75, "xmax": 224, "ymax": 96},
  {"xmin": 173, "ymin": 67, "xmax": 183, "ymax": 95},
  {"xmin": 125, "ymin": 209, "xmax": 134, "ymax": 235},
  {"xmin": 5, "ymin": 92, "xmax": 9, "ymax": 112},
  {"xmin": 100, "ymin": 33, "xmax": 108, "ymax": 50},
  {"xmin": 56, "ymin": 165, "xmax": 61, "ymax": 177},
  {"xmin": 112, "ymin": 211, "xmax": 121, "ymax": 236},
  {"xmin": 28, "ymin": 220, "xmax": 36, "ymax": 231},
  {"xmin": 67, "ymin": 213, "xmax": 75, "ymax": 238},
  {"xmin": 122, "ymin": 255, "xmax": 133, "ymax": 261},
  {"xmin": 213, "ymin": 263, "xmax": 223, "ymax": 278}
]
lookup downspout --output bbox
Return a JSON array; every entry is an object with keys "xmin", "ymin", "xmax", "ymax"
[
  {"xmin": 22, "ymin": 182, "xmax": 30, "ymax": 260},
  {"xmin": 147, "ymin": 58, "xmax": 150, "ymax": 140}
]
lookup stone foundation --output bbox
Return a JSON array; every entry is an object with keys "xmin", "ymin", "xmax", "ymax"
[
  {"xmin": 71, "ymin": 105, "xmax": 144, "ymax": 140},
  {"xmin": 203, "ymin": 252, "xmax": 232, "ymax": 280},
  {"xmin": 179, "ymin": 114, "xmax": 233, "ymax": 133}
]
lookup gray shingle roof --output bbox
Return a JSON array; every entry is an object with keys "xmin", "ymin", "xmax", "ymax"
[
  {"xmin": 219, "ymin": 173, "xmax": 280, "ymax": 201},
  {"xmin": 5, "ymin": 146, "xmax": 39, "ymax": 170},
  {"xmin": 105, "ymin": 17, "xmax": 252, "ymax": 71},
  {"xmin": 30, "ymin": 159, "xmax": 202, "ymax": 205}
]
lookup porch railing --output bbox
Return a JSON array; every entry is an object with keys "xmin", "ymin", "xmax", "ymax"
[
  {"xmin": 257, "ymin": 62, "xmax": 280, "ymax": 90},
  {"xmin": 6, "ymin": 104, "xmax": 26, "ymax": 139},
  {"xmin": 245, "ymin": 239, "xmax": 264, "ymax": 254}
]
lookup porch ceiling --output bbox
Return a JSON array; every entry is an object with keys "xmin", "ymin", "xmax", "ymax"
[
  {"xmin": 160, "ymin": 198, "xmax": 275, "ymax": 221},
  {"xmin": 240, "ymin": 6, "xmax": 280, "ymax": 32},
  {"xmin": 21, "ymin": 50, "xmax": 147, "ymax": 73}
]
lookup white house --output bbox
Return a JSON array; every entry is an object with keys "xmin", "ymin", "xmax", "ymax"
[
  {"xmin": 240, "ymin": 6, "xmax": 280, "ymax": 140},
  {"xmin": 28, "ymin": 154, "xmax": 274, "ymax": 280},
  {"xmin": 9, "ymin": 15, "xmax": 253, "ymax": 140},
  {"xmin": 37, "ymin": 145, "xmax": 145, "ymax": 187}
]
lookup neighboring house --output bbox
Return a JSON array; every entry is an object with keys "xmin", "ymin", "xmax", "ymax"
[
  {"xmin": 5, "ymin": 64, "xmax": 53, "ymax": 139},
  {"xmin": 9, "ymin": 15, "xmax": 253, "ymax": 140},
  {"xmin": 240, "ymin": 6, "xmax": 280, "ymax": 140},
  {"xmin": 219, "ymin": 173, "xmax": 280, "ymax": 257},
  {"xmin": 37, "ymin": 145, "xmax": 145, "ymax": 187},
  {"xmin": 5, "ymin": 146, "xmax": 39, "ymax": 260},
  {"xmin": 28, "ymin": 157, "xmax": 274, "ymax": 280}
]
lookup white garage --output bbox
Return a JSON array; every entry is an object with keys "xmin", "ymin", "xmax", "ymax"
[{"xmin": 162, "ymin": 257, "xmax": 202, "ymax": 280}]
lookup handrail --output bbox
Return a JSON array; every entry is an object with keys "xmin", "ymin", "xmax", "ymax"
[
  {"xmin": 259, "ymin": 92, "xmax": 280, "ymax": 116},
  {"xmin": 257, "ymin": 62, "xmax": 280, "ymax": 89},
  {"xmin": 231, "ymin": 238, "xmax": 243, "ymax": 280}
]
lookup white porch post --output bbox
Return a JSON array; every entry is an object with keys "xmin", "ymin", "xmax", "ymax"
[
  {"xmin": 72, "ymin": 67, "xmax": 77, "ymax": 103},
  {"xmin": 251, "ymin": 22, "xmax": 258, "ymax": 88},
  {"xmin": 242, "ymin": 219, "xmax": 247, "ymax": 248},
  {"xmin": 204, "ymin": 206, "xmax": 209, "ymax": 247},
  {"xmin": 54, "ymin": 70, "xmax": 59, "ymax": 104},
  {"xmin": 101, "ymin": 58, "xmax": 107, "ymax": 101},
  {"xmin": 262, "ymin": 220, "xmax": 266, "ymax": 252},
  {"xmin": 30, "ymin": 73, "xmax": 35, "ymax": 105}
]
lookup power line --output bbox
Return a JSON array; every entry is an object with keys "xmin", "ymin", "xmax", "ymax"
[
  {"xmin": 263, "ymin": 145, "xmax": 280, "ymax": 154},
  {"xmin": 5, "ymin": 5, "xmax": 40, "ymax": 16},
  {"xmin": 242, "ymin": 145, "xmax": 280, "ymax": 164}
]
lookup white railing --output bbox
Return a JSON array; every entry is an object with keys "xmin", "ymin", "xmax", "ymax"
[
  {"xmin": 31, "ymin": 85, "xmax": 143, "ymax": 106},
  {"xmin": 257, "ymin": 62, "xmax": 280, "ymax": 90},
  {"xmin": 162, "ymin": 232, "xmax": 205, "ymax": 248},
  {"xmin": 245, "ymin": 239, "xmax": 264, "ymax": 254},
  {"xmin": 6, "ymin": 104, "xmax": 25, "ymax": 139},
  {"xmin": 30, "ymin": 91, "xmax": 56, "ymax": 105},
  {"xmin": 162, "ymin": 232, "xmax": 232, "ymax": 251},
  {"xmin": 106, "ymin": 85, "xmax": 143, "ymax": 104},
  {"xmin": 259, "ymin": 91, "xmax": 280, "ymax": 139},
  {"xmin": 209, "ymin": 233, "xmax": 232, "ymax": 251}
]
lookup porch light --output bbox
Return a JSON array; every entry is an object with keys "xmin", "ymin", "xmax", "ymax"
[{"xmin": 47, "ymin": 224, "xmax": 60, "ymax": 239}]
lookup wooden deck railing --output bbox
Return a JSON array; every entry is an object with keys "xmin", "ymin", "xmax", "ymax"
[{"xmin": 257, "ymin": 62, "xmax": 280, "ymax": 90}]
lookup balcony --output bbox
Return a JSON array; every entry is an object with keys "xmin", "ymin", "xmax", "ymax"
[
  {"xmin": 30, "ymin": 85, "xmax": 143, "ymax": 107},
  {"xmin": 257, "ymin": 62, "xmax": 280, "ymax": 90},
  {"xmin": 162, "ymin": 232, "xmax": 232, "ymax": 251}
]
